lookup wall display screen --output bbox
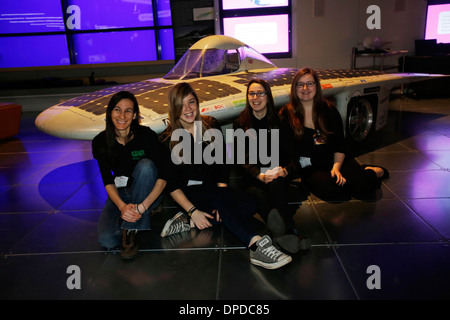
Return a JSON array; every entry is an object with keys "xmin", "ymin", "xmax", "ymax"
[
  {"xmin": 0, "ymin": 35, "xmax": 70, "ymax": 68},
  {"xmin": 0, "ymin": 0, "xmax": 64, "ymax": 34},
  {"xmin": 64, "ymin": 0, "xmax": 154, "ymax": 30},
  {"xmin": 223, "ymin": 14, "xmax": 289, "ymax": 54},
  {"xmin": 425, "ymin": 3, "xmax": 450, "ymax": 43},
  {"xmin": 73, "ymin": 30, "xmax": 157, "ymax": 64},
  {"xmin": 156, "ymin": 0, "xmax": 173, "ymax": 26},
  {"xmin": 0, "ymin": 0, "xmax": 174, "ymax": 68},
  {"xmin": 219, "ymin": 0, "xmax": 291, "ymax": 58},
  {"xmin": 222, "ymin": 0, "xmax": 289, "ymax": 10}
]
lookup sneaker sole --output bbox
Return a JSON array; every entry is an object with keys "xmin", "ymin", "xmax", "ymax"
[
  {"xmin": 250, "ymin": 255, "xmax": 292, "ymax": 270},
  {"xmin": 160, "ymin": 212, "xmax": 189, "ymax": 237}
]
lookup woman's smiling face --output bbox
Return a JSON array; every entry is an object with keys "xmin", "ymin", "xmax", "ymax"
[
  {"xmin": 296, "ymin": 73, "xmax": 317, "ymax": 103},
  {"xmin": 248, "ymin": 82, "xmax": 268, "ymax": 115},
  {"xmin": 179, "ymin": 93, "xmax": 198, "ymax": 125},
  {"xmin": 111, "ymin": 98, "xmax": 136, "ymax": 134}
]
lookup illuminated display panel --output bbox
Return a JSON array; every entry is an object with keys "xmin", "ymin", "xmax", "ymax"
[
  {"xmin": 425, "ymin": 3, "xmax": 450, "ymax": 44},
  {"xmin": 159, "ymin": 29, "xmax": 175, "ymax": 60},
  {"xmin": 0, "ymin": 0, "xmax": 64, "ymax": 34},
  {"xmin": 222, "ymin": 0, "xmax": 289, "ymax": 10},
  {"xmin": 219, "ymin": 0, "xmax": 291, "ymax": 58},
  {"xmin": 156, "ymin": 0, "xmax": 173, "ymax": 26},
  {"xmin": 0, "ymin": 0, "xmax": 174, "ymax": 68},
  {"xmin": 223, "ymin": 14, "xmax": 289, "ymax": 55},
  {"xmin": 73, "ymin": 30, "xmax": 157, "ymax": 64},
  {"xmin": 64, "ymin": 0, "xmax": 154, "ymax": 30},
  {"xmin": 0, "ymin": 35, "xmax": 69, "ymax": 68}
]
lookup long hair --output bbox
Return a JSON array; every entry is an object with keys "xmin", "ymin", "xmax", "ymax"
[
  {"xmin": 161, "ymin": 82, "xmax": 214, "ymax": 149},
  {"xmin": 104, "ymin": 90, "xmax": 141, "ymax": 160},
  {"xmin": 236, "ymin": 78, "xmax": 278, "ymax": 131},
  {"xmin": 279, "ymin": 67, "xmax": 333, "ymax": 139}
]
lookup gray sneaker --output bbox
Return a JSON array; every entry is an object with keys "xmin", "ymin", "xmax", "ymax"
[
  {"xmin": 250, "ymin": 235, "xmax": 292, "ymax": 270},
  {"xmin": 160, "ymin": 212, "xmax": 191, "ymax": 237}
]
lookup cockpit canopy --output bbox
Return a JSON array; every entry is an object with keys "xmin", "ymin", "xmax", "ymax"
[{"xmin": 163, "ymin": 35, "xmax": 276, "ymax": 80}]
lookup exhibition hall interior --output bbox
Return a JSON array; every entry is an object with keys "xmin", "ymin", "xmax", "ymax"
[{"xmin": 1, "ymin": 0, "xmax": 449, "ymax": 301}]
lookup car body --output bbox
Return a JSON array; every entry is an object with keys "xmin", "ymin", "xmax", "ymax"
[{"xmin": 35, "ymin": 35, "xmax": 443, "ymax": 141}]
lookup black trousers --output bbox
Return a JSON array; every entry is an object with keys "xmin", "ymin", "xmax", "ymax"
[
  {"xmin": 237, "ymin": 172, "xmax": 297, "ymax": 229},
  {"xmin": 301, "ymin": 157, "xmax": 379, "ymax": 202}
]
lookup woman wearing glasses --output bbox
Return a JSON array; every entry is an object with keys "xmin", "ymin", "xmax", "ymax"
[
  {"xmin": 233, "ymin": 79, "xmax": 310, "ymax": 253},
  {"xmin": 279, "ymin": 68, "xmax": 389, "ymax": 202}
]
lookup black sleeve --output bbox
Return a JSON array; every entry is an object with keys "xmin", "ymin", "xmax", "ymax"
[
  {"xmin": 143, "ymin": 126, "xmax": 170, "ymax": 182},
  {"xmin": 232, "ymin": 119, "xmax": 262, "ymax": 178},
  {"xmin": 92, "ymin": 132, "xmax": 115, "ymax": 186},
  {"xmin": 279, "ymin": 118, "xmax": 301, "ymax": 174},
  {"xmin": 327, "ymin": 107, "xmax": 349, "ymax": 155},
  {"xmin": 210, "ymin": 118, "xmax": 230, "ymax": 184}
]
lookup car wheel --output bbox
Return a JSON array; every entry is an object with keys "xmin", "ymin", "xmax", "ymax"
[{"xmin": 346, "ymin": 97, "xmax": 374, "ymax": 142}]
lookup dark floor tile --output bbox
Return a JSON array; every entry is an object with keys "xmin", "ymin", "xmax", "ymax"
[
  {"xmin": 336, "ymin": 243, "xmax": 450, "ymax": 299},
  {"xmin": 313, "ymin": 199, "xmax": 444, "ymax": 244},
  {"xmin": 57, "ymin": 182, "xmax": 107, "ymax": 211},
  {"xmin": 384, "ymin": 170, "xmax": 450, "ymax": 199},
  {"xmin": 0, "ymin": 150, "xmax": 69, "ymax": 167},
  {"xmin": 37, "ymin": 159, "xmax": 99, "ymax": 185},
  {"xmin": 9, "ymin": 210, "xmax": 101, "ymax": 254},
  {"xmin": 357, "ymin": 151, "xmax": 441, "ymax": 172},
  {"xmin": 405, "ymin": 198, "xmax": 450, "ymax": 240},
  {"xmin": 86, "ymin": 250, "xmax": 221, "ymax": 299},
  {"xmin": 0, "ymin": 184, "xmax": 57, "ymax": 213},
  {"xmin": 422, "ymin": 150, "xmax": 450, "ymax": 170},
  {"xmin": 218, "ymin": 247, "xmax": 357, "ymax": 300},
  {"xmin": 0, "ymin": 165, "xmax": 48, "ymax": 186},
  {"xmin": 0, "ymin": 252, "xmax": 107, "ymax": 300},
  {"xmin": 399, "ymin": 134, "xmax": 450, "ymax": 152},
  {"xmin": 0, "ymin": 212, "xmax": 50, "ymax": 253}
]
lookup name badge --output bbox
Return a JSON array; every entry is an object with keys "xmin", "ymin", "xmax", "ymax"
[
  {"xmin": 187, "ymin": 180, "xmax": 203, "ymax": 186},
  {"xmin": 299, "ymin": 157, "xmax": 312, "ymax": 168},
  {"xmin": 114, "ymin": 176, "xmax": 129, "ymax": 188}
]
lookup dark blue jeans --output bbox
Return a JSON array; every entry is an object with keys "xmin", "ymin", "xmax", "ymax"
[
  {"xmin": 183, "ymin": 185, "xmax": 259, "ymax": 247},
  {"xmin": 98, "ymin": 159, "xmax": 162, "ymax": 249}
]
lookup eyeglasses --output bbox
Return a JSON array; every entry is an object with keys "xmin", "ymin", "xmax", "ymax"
[
  {"xmin": 248, "ymin": 92, "xmax": 267, "ymax": 97},
  {"xmin": 296, "ymin": 81, "xmax": 316, "ymax": 88}
]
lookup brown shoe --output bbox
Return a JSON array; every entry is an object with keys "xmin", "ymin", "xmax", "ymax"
[{"xmin": 121, "ymin": 230, "xmax": 139, "ymax": 261}]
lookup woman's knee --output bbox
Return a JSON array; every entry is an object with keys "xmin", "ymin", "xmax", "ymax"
[{"xmin": 133, "ymin": 159, "xmax": 158, "ymax": 181}]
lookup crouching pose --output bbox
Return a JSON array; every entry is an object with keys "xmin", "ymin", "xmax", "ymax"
[
  {"xmin": 160, "ymin": 82, "xmax": 291, "ymax": 270},
  {"xmin": 92, "ymin": 91, "xmax": 168, "ymax": 260}
]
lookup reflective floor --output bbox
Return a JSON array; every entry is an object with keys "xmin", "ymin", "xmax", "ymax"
[{"xmin": 0, "ymin": 95, "xmax": 449, "ymax": 301}]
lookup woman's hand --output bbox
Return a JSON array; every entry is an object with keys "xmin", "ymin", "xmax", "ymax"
[
  {"xmin": 258, "ymin": 167, "xmax": 287, "ymax": 183},
  {"xmin": 190, "ymin": 209, "xmax": 214, "ymax": 230},
  {"xmin": 120, "ymin": 203, "xmax": 142, "ymax": 223},
  {"xmin": 330, "ymin": 167, "xmax": 346, "ymax": 186}
]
